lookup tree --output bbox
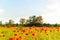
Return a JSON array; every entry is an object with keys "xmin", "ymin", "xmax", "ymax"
[
  {"xmin": 5, "ymin": 22, "xmax": 9, "ymax": 26},
  {"xmin": 20, "ymin": 18, "xmax": 25, "ymax": 25},
  {"xmin": 43, "ymin": 23, "xmax": 47, "ymax": 26},
  {"xmin": 15, "ymin": 23, "xmax": 19, "ymax": 26},
  {"xmin": 36, "ymin": 16, "xmax": 43, "ymax": 24},
  {"xmin": 0, "ymin": 21, "xmax": 2, "ymax": 26},
  {"xmin": 53, "ymin": 23, "xmax": 58, "ymax": 27},
  {"xmin": 31, "ymin": 16, "xmax": 36, "ymax": 22},
  {"xmin": 26, "ymin": 15, "xmax": 43, "ymax": 24},
  {"xmin": 8, "ymin": 19, "xmax": 14, "ymax": 25},
  {"xmin": 26, "ymin": 15, "xmax": 37, "ymax": 24},
  {"xmin": 25, "ymin": 15, "xmax": 43, "ymax": 26}
]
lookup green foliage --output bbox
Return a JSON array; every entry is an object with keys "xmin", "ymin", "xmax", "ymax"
[
  {"xmin": 24, "ymin": 15, "xmax": 43, "ymax": 27},
  {"xmin": 19, "ymin": 26, "xmax": 23, "ymax": 30},
  {"xmin": 20, "ymin": 18, "xmax": 25, "ymax": 25},
  {"xmin": 1, "ymin": 31, "xmax": 7, "ymax": 34},
  {"xmin": 24, "ymin": 22, "xmax": 43, "ymax": 27},
  {"xmin": 15, "ymin": 23, "xmax": 19, "ymax": 26},
  {"xmin": 53, "ymin": 23, "xmax": 58, "ymax": 27}
]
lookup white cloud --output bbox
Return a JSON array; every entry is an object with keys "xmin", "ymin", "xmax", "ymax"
[
  {"xmin": 0, "ymin": 9, "xmax": 4, "ymax": 14},
  {"xmin": 41, "ymin": 0, "xmax": 60, "ymax": 24},
  {"xmin": 0, "ymin": 17, "xmax": 3, "ymax": 21},
  {"xmin": 0, "ymin": 9, "xmax": 5, "ymax": 23}
]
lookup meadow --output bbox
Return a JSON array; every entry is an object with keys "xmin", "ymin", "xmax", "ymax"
[{"xmin": 0, "ymin": 26, "xmax": 60, "ymax": 40}]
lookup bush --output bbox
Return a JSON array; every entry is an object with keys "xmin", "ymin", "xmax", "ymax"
[{"xmin": 24, "ymin": 22, "xmax": 43, "ymax": 27}]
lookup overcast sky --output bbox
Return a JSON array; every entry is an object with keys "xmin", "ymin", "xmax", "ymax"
[{"xmin": 0, "ymin": 0, "xmax": 60, "ymax": 24}]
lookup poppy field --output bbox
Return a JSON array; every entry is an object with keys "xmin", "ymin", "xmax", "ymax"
[{"xmin": 0, "ymin": 26, "xmax": 60, "ymax": 40}]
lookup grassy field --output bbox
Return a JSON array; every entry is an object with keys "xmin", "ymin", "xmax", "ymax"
[{"xmin": 0, "ymin": 26, "xmax": 60, "ymax": 40}]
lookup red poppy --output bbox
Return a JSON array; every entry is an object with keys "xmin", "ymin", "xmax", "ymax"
[
  {"xmin": 13, "ymin": 30, "xmax": 16, "ymax": 32},
  {"xmin": 16, "ymin": 38, "xmax": 19, "ymax": 40},
  {"xmin": 45, "ymin": 29, "xmax": 47, "ymax": 33},
  {"xmin": 40, "ymin": 29, "xmax": 43, "ymax": 33},
  {"xmin": 17, "ymin": 30, "xmax": 19, "ymax": 32},
  {"xmin": 22, "ymin": 29, "xmax": 26, "ymax": 33},
  {"xmin": 19, "ymin": 36, "xmax": 22, "ymax": 39},
  {"xmin": 56, "ymin": 27, "xmax": 59, "ymax": 29},
  {"xmin": 32, "ymin": 33, "xmax": 35, "ymax": 36},
  {"xmin": 8, "ymin": 38, "xmax": 14, "ymax": 40},
  {"xmin": 41, "ymin": 28, "xmax": 44, "ymax": 31},
  {"xmin": 14, "ymin": 34, "xmax": 17, "ymax": 36},
  {"xmin": 32, "ymin": 26, "xmax": 36, "ymax": 28},
  {"xmin": 50, "ymin": 30, "xmax": 53, "ymax": 32},
  {"xmin": 25, "ymin": 33, "xmax": 29, "ymax": 36},
  {"xmin": 57, "ymin": 29, "xmax": 59, "ymax": 32}
]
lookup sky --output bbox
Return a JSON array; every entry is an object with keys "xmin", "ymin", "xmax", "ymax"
[{"xmin": 0, "ymin": 0, "xmax": 60, "ymax": 24}]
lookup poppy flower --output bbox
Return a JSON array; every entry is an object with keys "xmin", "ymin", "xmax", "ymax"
[
  {"xmin": 16, "ymin": 38, "xmax": 19, "ymax": 40},
  {"xmin": 17, "ymin": 30, "xmax": 19, "ymax": 32},
  {"xmin": 32, "ymin": 33, "xmax": 35, "ymax": 36},
  {"xmin": 56, "ymin": 27, "xmax": 59, "ymax": 29},
  {"xmin": 14, "ymin": 34, "xmax": 17, "ymax": 36},
  {"xmin": 45, "ymin": 29, "xmax": 47, "ymax": 33},
  {"xmin": 25, "ymin": 33, "xmax": 29, "ymax": 36},
  {"xmin": 32, "ymin": 26, "xmax": 36, "ymax": 28},
  {"xmin": 13, "ymin": 30, "xmax": 16, "ymax": 32},
  {"xmin": 50, "ymin": 30, "xmax": 53, "ymax": 32},
  {"xmin": 8, "ymin": 38, "xmax": 14, "ymax": 40},
  {"xmin": 57, "ymin": 29, "xmax": 59, "ymax": 32},
  {"xmin": 22, "ymin": 29, "xmax": 26, "ymax": 33},
  {"xmin": 40, "ymin": 28, "xmax": 44, "ymax": 31},
  {"xmin": 40, "ymin": 30, "xmax": 43, "ymax": 33},
  {"xmin": 19, "ymin": 36, "xmax": 22, "ymax": 39}
]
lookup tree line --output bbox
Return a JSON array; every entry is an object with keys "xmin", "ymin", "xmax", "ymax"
[{"xmin": 0, "ymin": 15, "xmax": 60, "ymax": 27}]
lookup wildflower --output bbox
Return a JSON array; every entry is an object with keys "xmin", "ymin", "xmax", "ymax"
[
  {"xmin": 13, "ymin": 30, "xmax": 16, "ymax": 32},
  {"xmin": 32, "ymin": 33, "xmax": 35, "ymax": 36},
  {"xmin": 25, "ymin": 33, "xmax": 29, "ymax": 36},
  {"xmin": 50, "ymin": 29, "xmax": 53, "ymax": 32},
  {"xmin": 3, "ymin": 34, "xmax": 5, "ymax": 37},
  {"xmin": 34, "ymin": 38, "xmax": 37, "ymax": 40},
  {"xmin": 19, "ymin": 36, "xmax": 22, "ymax": 39},
  {"xmin": 8, "ymin": 38, "xmax": 14, "ymax": 40},
  {"xmin": 17, "ymin": 30, "xmax": 19, "ymax": 32},
  {"xmin": 16, "ymin": 38, "xmax": 19, "ymax": 40},
  {"xmin": 14, "ymin": 34, "xmax": 17, "ymax": 36},
  {"xmin": 22, "ymin": 29, "xmax": 26, "ymax": 33},
  {"xmin": 57, "ymin": 29, "xmax": 59, "ymax": 32},
  {"xmin": 45, "ymin": 29, "xmax": 47, "ymax": 33}
]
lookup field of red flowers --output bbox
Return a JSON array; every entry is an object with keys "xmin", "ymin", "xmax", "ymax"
[{"xmin": 0, "ymin": 26, "xmax": 60, "ymax": 40}]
